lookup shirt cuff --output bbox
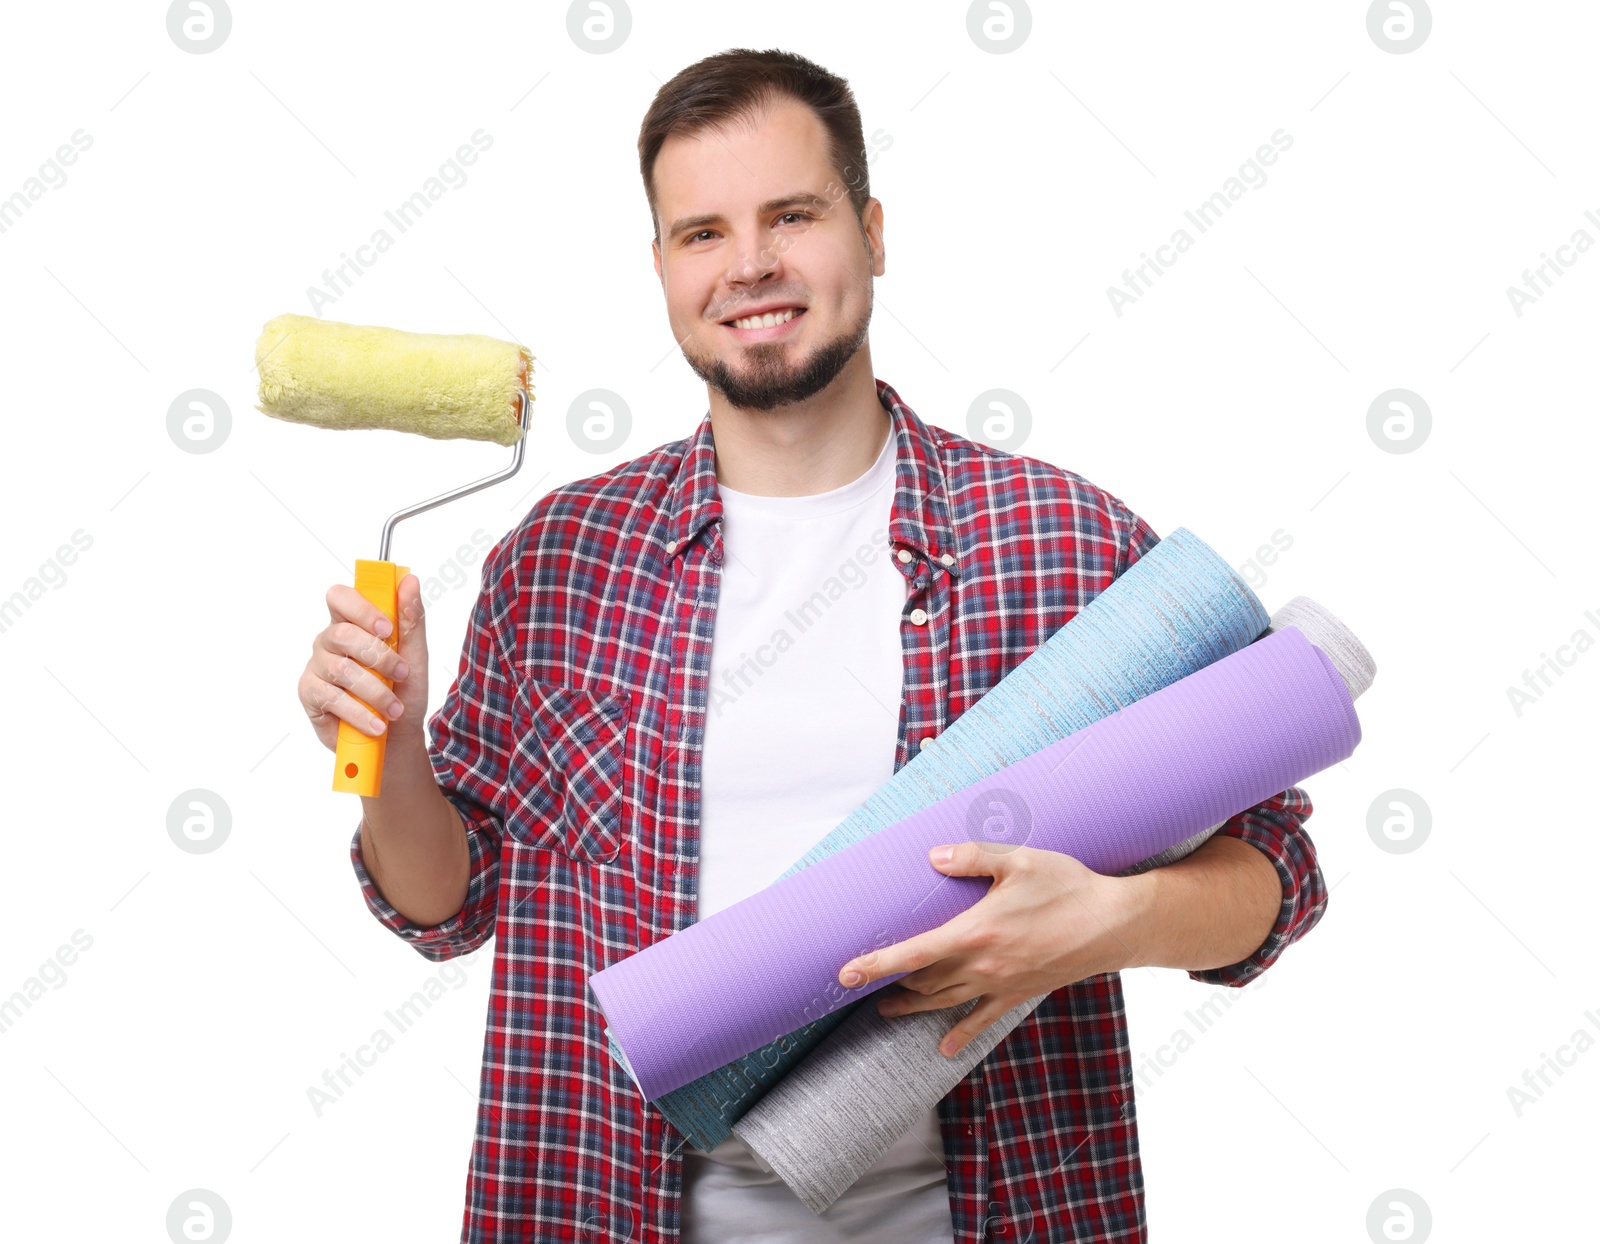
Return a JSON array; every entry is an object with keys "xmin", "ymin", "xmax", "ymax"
[{"xmin": 349, "ymin": 793, "xmax": 503, "ymax": 963}]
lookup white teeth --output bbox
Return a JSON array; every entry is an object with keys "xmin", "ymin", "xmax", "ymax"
[{"xmin": 731, "ymin": 308, "xmax": 799, "ymax": 330}]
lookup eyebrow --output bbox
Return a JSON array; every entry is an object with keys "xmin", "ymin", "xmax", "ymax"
[{"xmin": 666, "ymin": 192, "xmax": 827, "ymax": 242}]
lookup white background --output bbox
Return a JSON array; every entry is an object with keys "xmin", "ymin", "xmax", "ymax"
[{"xmin": 0, "ymin": 1, "xmax": 1593, "ymax": 1240}]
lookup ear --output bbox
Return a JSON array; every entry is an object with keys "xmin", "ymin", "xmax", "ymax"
[{"xmin": 863, "ymin": 197, "xmax": 886, "ymax": 277}]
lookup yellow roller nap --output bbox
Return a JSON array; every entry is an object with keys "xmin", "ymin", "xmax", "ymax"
[
  {"xmin": 252, "ymin": 311, "xmax": 534, "ymax": 798},
  {"xmin": 254, "ymin": 312, "xmax": 531, "ymax": 446}
]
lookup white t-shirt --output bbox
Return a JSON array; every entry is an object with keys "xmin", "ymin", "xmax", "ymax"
[{"xmin": 678, "ymin": 417, "xmax": 956, "ymax": 1243}]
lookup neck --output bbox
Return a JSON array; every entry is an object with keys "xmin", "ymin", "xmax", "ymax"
[{"xmin": 708, "ymin": 349, "xmax": 890, "ymax": 496}]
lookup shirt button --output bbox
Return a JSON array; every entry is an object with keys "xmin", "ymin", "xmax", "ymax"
[
  {"xmin": 666, "ymin": 539, "xmax": 678, "ymax": 553},
  {"xmin": 909, "ymin": 607, "xmax": 928, "ymax": 626},
  {"xmin": 896, "ymin": 548, "xmax": 913, "ymax": 564},
  {"xmin": 919, "ymin": 736, "xmax": 934, "ymax": 751},
  {"xmin": 940, "ymin": 553, "xmax": 955, "ymax": 567}
]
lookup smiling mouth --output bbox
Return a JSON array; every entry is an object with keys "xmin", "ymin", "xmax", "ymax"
[{"xmin": 721, "ymin": 307, "xmax": 807, "ymax": 331}]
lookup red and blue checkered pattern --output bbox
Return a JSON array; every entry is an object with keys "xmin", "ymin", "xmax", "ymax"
[{"xmin": 351, "ymin": 378, "xmax": 1327, "ymax": 1242}]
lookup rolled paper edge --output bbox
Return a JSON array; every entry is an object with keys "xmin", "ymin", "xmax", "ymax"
[{"xmin": 1267, "ymin": 595, "xmax": 1376, "ymax": 700}]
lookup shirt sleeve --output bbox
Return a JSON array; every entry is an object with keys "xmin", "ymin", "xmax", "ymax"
[
  {"xmin": 1185, "ymin": 784, "xmax": 1328, "ymax": 988},
  {"xmin": 349, "ymin": 561, "xmax": 516, "ymax": 963}
]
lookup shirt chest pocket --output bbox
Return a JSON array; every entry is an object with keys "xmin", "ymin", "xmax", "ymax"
[{"xmin": 507, "ymin": 676, "xmax": 632, "ymax": 864}]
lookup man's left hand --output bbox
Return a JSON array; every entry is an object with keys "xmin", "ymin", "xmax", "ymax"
[{"xmin": 836, "ymin": 842, "xmax": 1145, "ymax": 1059}]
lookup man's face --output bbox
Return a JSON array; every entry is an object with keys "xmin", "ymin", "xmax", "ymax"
[{"xmin": 651, "ymin": 97, "xmax": 885, "ymax": 412}]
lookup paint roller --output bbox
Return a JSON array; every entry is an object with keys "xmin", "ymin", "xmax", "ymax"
[{"xmin": 254, "ymin": 311, "xmax": 534, "ymax": 797}]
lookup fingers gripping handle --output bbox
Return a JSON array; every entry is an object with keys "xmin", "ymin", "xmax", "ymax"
[{"xmin": 332, "ymin": 558, "xmax": 409, "ymax": 797}]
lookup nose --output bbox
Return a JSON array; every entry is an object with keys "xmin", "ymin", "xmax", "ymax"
[
  {"xmin": 725, "ymin": 249, "xmax": 778, "ymax": 289},
  {"xmin": 723, "ymin": 224, "xmax": 789, "ymax": 289},
  {"xmin": 717, "ymin": 261, "xmax": 780, "ymax": 321}
]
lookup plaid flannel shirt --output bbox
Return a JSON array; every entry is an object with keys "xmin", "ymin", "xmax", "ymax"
[{"xmin": 351, "ymin": 378, "xmax": 1328, "ymax": 1242}]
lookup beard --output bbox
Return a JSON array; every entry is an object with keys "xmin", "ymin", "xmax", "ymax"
[{"xmin": 680, "ymin": 284, "xmax": 873, "ymax": 412}]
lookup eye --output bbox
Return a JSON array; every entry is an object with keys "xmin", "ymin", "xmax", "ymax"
[{"xmin": 683, "ymin": 213, "xmax": 809, "ymax": 245}]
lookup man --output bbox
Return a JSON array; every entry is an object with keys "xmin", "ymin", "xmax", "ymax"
[{"xmin": 312, "ymin": 48, "xmax": 1326, "ymax": 1242}]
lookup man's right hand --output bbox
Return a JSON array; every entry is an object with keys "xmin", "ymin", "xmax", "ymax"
[{"xmin": 300, "ymin": 574, "xmax": 430, "ymax": 754}]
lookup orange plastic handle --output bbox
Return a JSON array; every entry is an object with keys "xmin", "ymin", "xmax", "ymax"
[{"xmin": 332, "ymin": 558, "xmax": 410, "ymax": 797}]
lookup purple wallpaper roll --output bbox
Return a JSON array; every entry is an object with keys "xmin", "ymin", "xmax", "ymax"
[{"xmin": 588, "ymin": 623, "xmax": 1361, "ymax": 1103}]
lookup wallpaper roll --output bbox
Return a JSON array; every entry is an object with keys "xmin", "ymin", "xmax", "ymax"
[
  {"xmin": 602, "ymin": 527, "xmax": 1270, "ymax": 1145},
  {"xmin": 588, "ymin": 623, "xmax": 1362, "ymax": 1104},
  {"xmin": 736, "ymin": 597, "xmax": 1376, "ymax": 1213}
]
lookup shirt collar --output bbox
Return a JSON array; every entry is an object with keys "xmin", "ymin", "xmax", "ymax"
[{"xmin": 659, "ymin": 378, "xmax": 959, "ymax": 578}]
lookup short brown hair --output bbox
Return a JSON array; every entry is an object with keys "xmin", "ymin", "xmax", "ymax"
[{"xmin": 638, "ymin": 48, "xmax": 873, "ymax": 245}]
